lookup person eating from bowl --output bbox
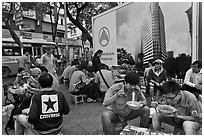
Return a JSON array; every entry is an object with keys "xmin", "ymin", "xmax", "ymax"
[
  {"xmin": 101, "ymin": 72, "xmax": 150, "ymax": 135},
  {"xmin": 152, "ymin": 80, "xmax": 202, "ymax": 135}
]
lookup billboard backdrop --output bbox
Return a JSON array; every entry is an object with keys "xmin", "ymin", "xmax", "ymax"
[{"xmin": 93, "ymin": 2, "xmax": 191, "ymax": 66}]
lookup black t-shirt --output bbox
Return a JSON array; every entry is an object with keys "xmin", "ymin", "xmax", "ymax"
[{"xmin": 28, "ymin": 90, "xmax": 70, "ymax": 132}]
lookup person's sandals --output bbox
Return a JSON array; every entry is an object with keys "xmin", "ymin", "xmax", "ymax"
[{"xmin": 87, "ymin": 98, "xmax": 97, "ymax": 103}]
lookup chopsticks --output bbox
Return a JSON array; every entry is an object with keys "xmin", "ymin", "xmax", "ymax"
[{"xmin": 151, "ymin": 97, "xmax": 158, "ymax": 113}]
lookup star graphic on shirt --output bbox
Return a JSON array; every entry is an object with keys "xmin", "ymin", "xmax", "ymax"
[{"xmin": 43, "ymin": 97, "xmax": 56, "ymax": 112}]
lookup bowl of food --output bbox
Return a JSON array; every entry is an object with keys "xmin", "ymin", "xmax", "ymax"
[
  {"xmin": 118, "ymin": 74, "xmax": 126, "ymax": 79},
  {"xmin": 156, "ymin": 105, "xmax": 177, "ymax": 115},
  {"xmin": 118, "ymin": 69, "xmax": 127, "ymax": 74},
  {"xmin": 126, "ymin": 101, "xmax": 142, "ymax": 110}
]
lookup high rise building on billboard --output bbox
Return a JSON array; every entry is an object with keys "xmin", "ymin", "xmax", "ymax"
[{"xmin": 141, "ymin": 2, "xmax": 167, "ymax": 64}]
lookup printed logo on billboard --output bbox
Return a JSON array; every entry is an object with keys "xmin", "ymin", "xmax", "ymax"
[{"xmin": 99, "ymin": 27, "xmax": 110, "ymax": 47}]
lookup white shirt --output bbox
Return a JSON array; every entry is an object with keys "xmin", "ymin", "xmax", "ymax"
[
  {"xmin": 184, "ymin": 68, "xmax": 200, "ymax": 87},
  {"xmin": 62, "ymin": 65, "xmax": 76, "ymax": 80},
  {"xmin": 40, "ymin": 53, "xmax": 56, "ymax": 74},
  {"xmin": 95, "ymin": 69, "xmax": 115, "ymax": 93}
]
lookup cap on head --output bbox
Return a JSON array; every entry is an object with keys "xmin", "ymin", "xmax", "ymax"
[
  {"xmin": 154, "ymin": 59, "xmax": 163, "ymax": 64},
  {"xmin": 31, "ymin": 68, "xmax": 42, "ymax": 76}
]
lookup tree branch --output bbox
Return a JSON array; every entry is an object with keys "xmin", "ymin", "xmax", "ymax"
[
  {"xmin": 3, "ymin": 2, "xmax": 22, "ymax": 47},
  {"xmin": 66, "ymin": 3, "xmax": 93, "ymax": 47},
  {"xmin": 78, "ymin": 2, "xmax": 89, "ymax": 12},
  {"xmin": 75, "ymin": 2, "xmax": 89, "ymax": 21}
]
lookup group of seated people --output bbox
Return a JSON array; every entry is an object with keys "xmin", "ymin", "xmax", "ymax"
[
  {"xmin": 101, "ymin": 59, "xmax": 202, "ymax": 135},
  {"xmin": 4, "ymin": 57, "xmax": 202, "ymax": 135},
  {"xmin": 5, "ymin": 66, "xmax": 70, "ymax": 135},
  {"xmin": 61, "ymin": 59, "xmax": 116, "ymax": 103},
  {"xmin": 101, "ymin": 71, "xmax": 202, "ymax": 135}
]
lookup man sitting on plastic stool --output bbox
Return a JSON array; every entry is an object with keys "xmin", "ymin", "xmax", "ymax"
[{"xmin": 101, "ymin": 72, "xmax": 150, "ymax": 135}]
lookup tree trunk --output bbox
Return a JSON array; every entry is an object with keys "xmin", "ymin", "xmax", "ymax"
[{"xmin": 3, "ymin": 15, "xmax": 23, "ymax": 49}]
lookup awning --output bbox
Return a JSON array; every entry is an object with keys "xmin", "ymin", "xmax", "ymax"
[{"xmin": 2, "ymin": 38, "xmax": 56, "ymax": 45}]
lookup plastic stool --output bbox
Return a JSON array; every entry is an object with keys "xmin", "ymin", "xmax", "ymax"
[{"xmin": 71, "ymin": 94, "xmax": 84, "ymax": 105}]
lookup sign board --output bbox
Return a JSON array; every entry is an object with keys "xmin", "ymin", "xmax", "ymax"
[
  {"xmin": 2, "ymin": 42, "xmax": 18, "ymax": 47},
  {"xmin": 15, "ymin": 11, "xmax": 23, "ymax": 26},
  {"xmin": 92, "ymin": 10, "xmax": 117, "ymax": 66},
  {"xmin": 22, "ymin": 10, "xmax": 36, "ymax": 19},
  {"xmin": 92, "ymin": 3, "xmax": 145, "ymax": 66},
  {"xmin": 43, "ymin": 34, "xmax": 49, "ymax": 40},
  {"xmin": 21, "ymin": 31, "xmax": 32, "ymax": 39},
  {"xmin": 21, "ymin": 24, "xmax": 31, "ymax": 31}
]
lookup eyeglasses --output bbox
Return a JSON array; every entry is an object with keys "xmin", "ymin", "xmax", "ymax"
[
  {"xmin": 163, "ymin": 92, "xmax": 180, "ymax": 100},
  {"xmin": 32, "ymin": 75, "xmax": 39, "ymax": 78}
]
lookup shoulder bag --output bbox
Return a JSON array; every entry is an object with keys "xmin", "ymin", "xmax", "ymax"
[{"xmin": 99, "ymin": 70, "xmax": 110, "ymax": 89}]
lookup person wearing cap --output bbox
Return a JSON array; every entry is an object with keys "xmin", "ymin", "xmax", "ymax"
[
  {"xmin": 39, "ymin": 47, "xmax": 58, "ymax": 79},
  {"xmin": 15, "ymin": 72, "xmax": 70, "ymax": 135},
  {"xmin": 27, "ymin": 66, "xmax": 59, "ymax": 92},
  {"xmin": 152, "ymin": 80, "xmax": 202, "ymax": 135},
  {"xmin": 181, "ymin": 60, "xmax": 202, "ymax": 99},
  {"xmin": 101, "ymin": 72, "xmax": 150, "ymax": 135},
  {"xmin": 148, "ymin": 59, "xmax": 167, "ymax": 100}
]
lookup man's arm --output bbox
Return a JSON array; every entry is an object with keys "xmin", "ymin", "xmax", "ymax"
[
  {"xmin": 28, "ymin": 95, "xmax": 38, "ymax": 124},
  {"xmin": 103, "ymin": 89, "xmax": 118, "ymax": 107},
  {"xmin": 81, "ymin": 73, "xmax": 91, "ymax": 85},
  {"xmin": 103, "ymin": 84, "xmax": 123, "ymax": 107},
  {"xmin": 176, "ymin": 115, "xmax": 199, "ymax": 122},
  {"xmin": 159, "ymin": 70, "xmax": 167, "ymax": 86},
  {"xmin": 138, "ymin": 89, "xmax": 147, "ymax": 105},
  {"xmin": 94, "ymin": 72, "xmax": 99, "ymax": 84}
]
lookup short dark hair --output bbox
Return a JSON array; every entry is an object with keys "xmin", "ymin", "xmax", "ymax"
[
  {"xmin": 192, "ymin": 60, "xmax": 202, "ymax": 68},
  {"xmin": 78, "ymin": 61, "xmax": 88, "ymax": 71},
  {"xmin": 125, "ymin": 72, "xmax": 140, "ymax": 85},
  {"xmin": 94, "ymin": 49, "xmax": 103, "ymax": 57},
  {"xmin": 162, "ymin": 80, "xmax": 180, "ymax": 95},
  {"xmin": 18, "ymin": 67, "xmax": 25, "ymax": 73},
  {"xmin": 86, "ymin": 66, "xmax": 94, "ymax": 73},
  {"xmin": 38, "ymin": 72, "xmax": 53, "ymax": 88},
  {"xmin": 71, "ymin": 59, "xmax": 79, "ymax": 66},
  {"xmin": 38, "ymin": 66, "xmax": 48, "ymax": 73}
]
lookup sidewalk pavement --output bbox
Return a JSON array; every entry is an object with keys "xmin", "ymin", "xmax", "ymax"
[{"xmin": 59, "ymin": 84, "xmax": 106, "ymax": 135}]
